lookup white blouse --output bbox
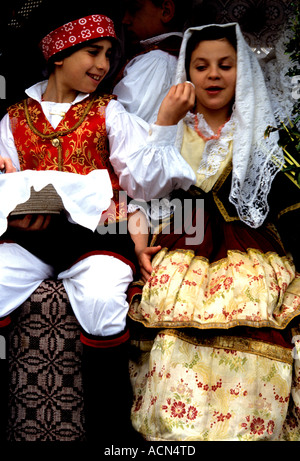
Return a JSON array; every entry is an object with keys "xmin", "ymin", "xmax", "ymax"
[{"xmin": 113, "ymin": 33, "xmax": 180, "ymax": 124}]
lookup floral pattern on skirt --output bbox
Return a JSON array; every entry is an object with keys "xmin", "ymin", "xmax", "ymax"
[
  {"xmin": 129, "ymin": 248, "xmax": 300, "ymax": 329},
  {"xmin": 129, "ymin": 330, "xmax": 300, "ymax": 441}
]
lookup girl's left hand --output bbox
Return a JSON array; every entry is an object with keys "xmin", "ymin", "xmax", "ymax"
[
  {"xmin": 156, "ymin": 82, "xmax": 195, "ymax": 126},
  {"xmin": 137, "ymin": 245, "xmax": 161, "ymax": 283}
]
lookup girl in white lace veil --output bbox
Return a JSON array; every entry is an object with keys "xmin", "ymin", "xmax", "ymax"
[
  {"xmin": 174, "ymin": 22, "xmax": 284, "ymax": 228},
  {"xmin": 128, "ymin": 22, "xmax": 300, "ymax": 442}
]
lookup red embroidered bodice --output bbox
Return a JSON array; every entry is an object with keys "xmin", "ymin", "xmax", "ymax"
[{"xmin": 7, "ymin": 94, "xmax": 126, "ymax": 223}]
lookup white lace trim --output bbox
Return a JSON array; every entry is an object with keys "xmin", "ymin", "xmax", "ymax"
[
  {"xmin": 184, "ymin": 111, "xmax": 235, "ymax": 178},
  {"xmin": 146, "ymin": 195, "xmax": 175, "ymax": 221},
  {"xmin": 174, "ymin": 23, "xmax": 284, "ymax": 228},
  {"xmin": 260, "ymin": 24, "xmax": 299, "ymax": 126}
]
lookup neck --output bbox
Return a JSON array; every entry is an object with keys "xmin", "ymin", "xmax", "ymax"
[
  {"xmin": 43, "ymin": 74, "xmax": 78, "ymax": 103},
  {"xmin": 196, "ymin": 106, "xmax": 232, "ymax": 134}
]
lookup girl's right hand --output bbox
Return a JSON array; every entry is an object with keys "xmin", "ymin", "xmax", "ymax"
[
  {"xmin": 0, "ymin": 156, "xmax": 16, "ymax": 173},
  {"xmin": 8, "ymin": 214, "xmax": 51, "ymax": 231},
  {"xmin": 136, "ymin": 245, "xmax": 161, "ymax": 284},
  {"xmin": 156, "ymin": 82, "xmax": 195, "ymax": 126}
]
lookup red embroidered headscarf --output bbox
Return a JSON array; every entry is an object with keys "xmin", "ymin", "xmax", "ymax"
[{"xmin": 39, "ymin": 14, "xmax": 117, "ymax": 61}]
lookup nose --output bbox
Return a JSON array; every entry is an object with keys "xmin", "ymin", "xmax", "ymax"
[
  {"xmin": 96, "ymin": 54, "xmax": 110, "ymax": 75},
  {"xmin": 208, "ymin": 64, "xmax": 221, "ymax": 79}
]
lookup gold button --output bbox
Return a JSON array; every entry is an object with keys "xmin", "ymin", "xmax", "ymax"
[{"xmin": 51, "ymin": 138, "xmax": 60, "ymax": 147}]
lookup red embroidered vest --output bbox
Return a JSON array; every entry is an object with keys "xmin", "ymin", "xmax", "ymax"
[{"xmin": 8, "ymin": 94, "xmax": 126, "ymax": 224}]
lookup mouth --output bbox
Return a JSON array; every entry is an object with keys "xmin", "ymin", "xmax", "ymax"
[
  {"xmin": 206, "ymin": 86, "xmax": 223, "ymax": 93},
  {"xmin": 87, "ymin": 72, "xmax": 102, "ymax": 82}
]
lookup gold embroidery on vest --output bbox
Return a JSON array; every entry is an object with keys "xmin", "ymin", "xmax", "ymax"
[
  {"xmin": 23, "ymin": 96, "xmax": 99, "ymax": 171},
  {"xmin": 212, "ymin": 164, "xmax": 240, "ymax": 222},
  {"xmin": 24, "ymin": 95, "xmax": 96, "ymax": 139},
  {"xmin": 277, "ymin": 202, "xmax": 300, "ymax": 219}
]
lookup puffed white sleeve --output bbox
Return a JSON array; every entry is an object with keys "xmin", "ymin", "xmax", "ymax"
[
  {"xmin": 107, "ymin": 99, "xmax": 195, "ymax": 201},
  {"xmin": 0, "ymin": 113, "xmax": 21, "ymax": 170},
  {"xmin": 113, "ymin": 50, "xmax": 177, "ymax": 123}
]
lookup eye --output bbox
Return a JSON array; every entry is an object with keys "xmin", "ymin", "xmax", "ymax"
[
  {"xmin": 196, "ymin": 65, "xmax": 206, "ymax": 71},
  {"xmin": 220, "ymin": 65, "xmax": 232, "ymax": 70},
  {"xmin": 87, "ymin": 49, "xmax": 99, "ymax": 56},
  {"xmin": 106, "ymin": 49, "xmax": 112, "ymax": 59}
]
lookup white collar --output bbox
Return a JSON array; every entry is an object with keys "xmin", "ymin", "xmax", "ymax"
[
  {"xmin": 140, "ymin": 32, "xmax": 183, "ymax": 48},
  {"xmin": 25, "ymin": 81, "xmax": 90, "ymax": 105}
]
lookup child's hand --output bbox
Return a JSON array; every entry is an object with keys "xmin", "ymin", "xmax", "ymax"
[
  {"xmin": 156, "ymin": 82, "xmax": 195, "ymax": 126},
  {"xmin": 136, "ymin": 245, "xmax": 161, "ymax": 284},
  {"xmin": 0, "ymin": 156, "xmax": 16, "ymax": 173},
  {"xmin": 8, "ymin": 214, "xmax": 51, "ymax": 231}
]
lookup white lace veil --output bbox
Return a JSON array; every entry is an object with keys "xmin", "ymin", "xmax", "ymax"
[
  {"xmin": 175, "ymin": 23, "xmax": 284, "ymax": 228},
  {"xmin": 260, "ymin": 26, "xmax": 298, "ymax": 127}
]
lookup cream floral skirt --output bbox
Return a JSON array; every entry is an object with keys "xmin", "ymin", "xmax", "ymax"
[{"xmin": 128, "ymin": 247, "xmax": 300, "ymax": 440}]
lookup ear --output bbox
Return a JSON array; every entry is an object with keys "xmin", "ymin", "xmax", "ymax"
[
  {"xmin": 53, "ymin": 60, "xmax": 64, "ymax": 67},
  {"xmin": 161, "ymin": 0, "xmax": 175, "ymax": 24}
]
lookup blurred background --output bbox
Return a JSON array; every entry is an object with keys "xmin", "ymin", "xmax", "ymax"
[{"xmin": 0, "ymin": 0, "xmax": 296, "ymax": 117}]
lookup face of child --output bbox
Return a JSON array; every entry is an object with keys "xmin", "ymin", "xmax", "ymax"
[
  {"xmin": 55, "ymin": 39, "xmax": 112, "ymax": 95},
  {"xmin": 189, "ymin": 38, "xmax": 237, "ymax": 118}
]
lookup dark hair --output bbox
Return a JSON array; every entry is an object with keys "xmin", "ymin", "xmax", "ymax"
[
  {"xmin": 46, "ymin": 42, "xmax": 87, "ymax": 75},
  {"xmin": 185, "ymin": 25, "xmax": 237, "ymax": 79},
  {"xmin": 45, "ymin": 36, "xmax": 121, "ymax": 85}
]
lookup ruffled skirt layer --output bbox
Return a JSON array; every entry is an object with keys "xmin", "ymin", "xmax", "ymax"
[{"xmin": 128, "ymin": 207, "xmax": 300, "ymax": 440}]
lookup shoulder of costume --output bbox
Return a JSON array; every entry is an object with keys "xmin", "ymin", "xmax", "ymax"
[
  {"xmin": 6, "ymin": 98, "xmax": 28, "ymax": 117},
  {"xmin": 90, "ymin": 93, "xmax": 117, "ymax": 106}
]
